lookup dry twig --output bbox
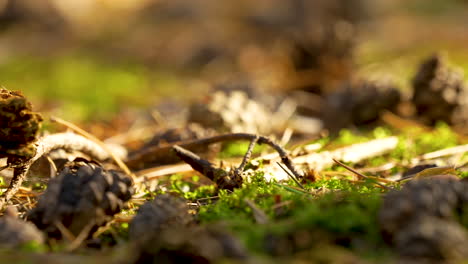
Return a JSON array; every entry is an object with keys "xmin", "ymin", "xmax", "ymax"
[
  {"xmin": 130, "ymin": 133, "xmax": 303, "ymax": 180},
  {"xmin": 234, "ymin": 136, "xmax": 259, "ymax": 176}
]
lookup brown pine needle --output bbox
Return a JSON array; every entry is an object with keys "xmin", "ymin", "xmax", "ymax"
[
  {"xmin": 50, "ymin": 116, "xmax": 135, "ymax": 181},
  {"xmin": 332, "ymin": 159, "xmax": 392, "ymax": 190},
  {"xmin": 277, "ymin": 162, "xmax": 305, "ymax": 190}
]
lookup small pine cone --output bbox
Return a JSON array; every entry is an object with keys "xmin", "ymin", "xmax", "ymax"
[
  {"xmin": 0, "ymin": 88, "xmax": 43, "ymax": 159},
  {"xmin": 325, "ymin": 79, "xmax": 401, "ymax": 129},
  {"xmin": 379, "ymin": 178, "xmax": 467, "ymax": 238},
  {"xmin": 145, "ymin": 226, "xmax": 248, "ymax": 263},
  {"xmin": 129, "ymin": 194, "xmax": 192, "ymax": 243},
  {"xmin": 395, "ymin": 216, "xmax": 468, "ymax": 261},
  {"xmin": 0, "ymin": 216, "xmax": 44, "ymax": 248},
  {"xmin": 27, "ymin": 160, "xmax": 134, "ymax": 238},
  {"xmin": 129, "ymin": 195, "xmax": 247, "ymax": 262},
  {"xmin": 379, "ymin": 178, "xmax": 468, "ymax": 260},
  {"xmin": 188, "ymin": 90, "xmax": 275, "ymax": 134},
  {"xmin": 412, "ymin": 54, "xmax": 468, "ymax": 125}
]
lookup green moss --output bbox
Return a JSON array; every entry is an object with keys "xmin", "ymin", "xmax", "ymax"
[
  {"xmin": 18, "ymin": 241, "xmax": 46, "ymax": 253},
  {"xmin": 0, "ymin": 55, "xmax": 170, "ymax": 121},
  {"xmin": 219, "ymin": 141, "xmax": 267, "ymax": 159},
  {"xmin": 390, "ymin": 122, "xmax": 459, "ymax": 162},
  {"xmin": 195, "ymin": 170, "xmax": 389, "ymax": 258}
]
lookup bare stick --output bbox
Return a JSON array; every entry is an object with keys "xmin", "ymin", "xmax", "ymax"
[
  {"xmin": 0, "ymin": 133, "xmax": 112, "ymax": 208},
  {"xmin": 172, "ymin": 145, "xmax": 242, "ymax": 190},
  {"xmin": 172, "ymin": 145, "xmax": 216, "ymax": 176},
  {"xmin": 332, "ymin": 159, "xmax": 392, "ymax": 190},
  {"xmin": 235, "ymin": 136, "xmax": 258, "ymax": 175},
  {"xmin": 128, "ymin": 133, "xmax": 303, "ymax": 180},
  {"xmin": 50, "ymin": 116, "xmax": 134, "ymax": 180}
]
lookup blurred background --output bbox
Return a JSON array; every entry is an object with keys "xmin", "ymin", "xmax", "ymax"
[{"xmin": 0, "ymin": 0, "xmax": 467, "ymax": 126}]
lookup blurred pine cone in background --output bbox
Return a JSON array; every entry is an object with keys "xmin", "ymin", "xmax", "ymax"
[
  {"xmin": 323, "ymin": 79, "xmax": 401, "ymax": 132},
  {"xmin": 379, "ymin": 178, "xmax": 468, "ymax": 261},
  {"xmin": 412, "ymin": 54, "xmax": 468, "ymax": 129}
]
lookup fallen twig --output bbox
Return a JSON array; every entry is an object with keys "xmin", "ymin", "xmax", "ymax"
[
  {"xmin": 234, "ymin": 136, "xmax": 259, "ymax": 176},
  {"xmin": 172, "ymin": 145, "xmax": 243, "ymax": 190},
  {"xmin": 130, "ymin": 133, "xmax": 303, "ymax": 180}
]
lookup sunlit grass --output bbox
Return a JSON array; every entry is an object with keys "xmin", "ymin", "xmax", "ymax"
[{"xmin": 0, "ymin": 54, "xmax": 182, "ymax": 121}]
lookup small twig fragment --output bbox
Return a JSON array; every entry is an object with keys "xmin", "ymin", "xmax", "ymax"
[
  {"xmin": 235, "ymin": 136, "xmax": 259, "ymax": 175},
  {"xmin": 172, "ymin": 145, "xmax": 217, "ymax": 176},
  {"xmin": 172, "ymin": 145, "xmax": 242, "ymax": 190}
]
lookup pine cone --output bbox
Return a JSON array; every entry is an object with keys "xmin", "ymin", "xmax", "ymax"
[
  {"xmin": 0, "ymin": 215, "xmax": 44, "ymax": 248},
  {"xmin": 325, "ymin": 79, "xmax": 401, "ymax": 130},
  {"xmin": 395, "ymin": 216, "xmax": 468, "ymax": 260},
  {"xmin": 188, "ymin": 90, "xmax": 275, "ymax": 134},
  {"xmin": 0, "ymin": 88, "xmax": 43, "ymax": 159},
  {"xmin": 412, "ymin": 54, "xmax": 468, "ymax": 126},
  {"xmin": 129, "ymin": 195, "xmax": 247, "ymax": 263},
  {"xmin": 129, "ymin": 194, "xmax": 192, "ymax": 243},
  {"xmin": 379, "ymin": 178, "xmax": 468, "ymax": 260},
  {"xmin": 27, "ymin": 159, "xmax": 134, "ymax": 238}
]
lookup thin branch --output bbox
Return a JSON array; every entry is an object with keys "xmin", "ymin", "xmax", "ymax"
[
  {"xmin": 50, "ymin": 116, "xmax": 134, "ymax": 180},
  {"xmin": 172, "ymin": 145, "xmax": 242, "ymax": 190},
  {"xmin": 128, "ymin": 133, "xmax": 303, "ymax": 180},
  {"xmin": 172, "ymin": 145, "xmax": 216, "ymax": 176},
  {"xmin": 235, "ymin": 136, "xmax": 258, "ymax": 175},
  {"xmin": 0, "ymin": 133, "xmax": 113, "ymax": 208}
]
